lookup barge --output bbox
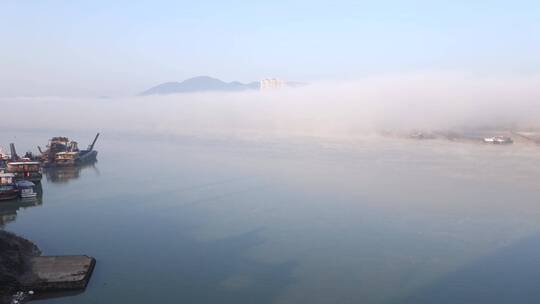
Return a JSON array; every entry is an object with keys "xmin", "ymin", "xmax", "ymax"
[{"xmin": 41, "ymin": 133, "xmax": 99, "ymax": 167}]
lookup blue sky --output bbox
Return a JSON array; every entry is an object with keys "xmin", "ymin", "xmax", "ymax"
[{"xmin": 1, "ymin": 0, "xmax": 539, "ymax": 96}]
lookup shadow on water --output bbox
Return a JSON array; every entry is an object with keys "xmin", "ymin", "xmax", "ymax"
[
  {"xmin": 30, "ymin": 206, "xmax": 299, "ymax": 303},
  {"xmin": 394, "ymin": 234, "xmax": 540, "ymax": 304},
  {"xmin": 43, "ymin": 161, "xmax": 99, "ymax": 184},
  {"xmin": 167, "ymin": 229, "xmax": 298, "ymax": 304},
  {"xmin": 88, "ymin": 222, "xmax": 299, "ymax": 304}
]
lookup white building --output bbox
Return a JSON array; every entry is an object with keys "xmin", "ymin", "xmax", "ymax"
[{"xmin": 260, "ymin": 78, "xmax": 285, "ymax": 90}]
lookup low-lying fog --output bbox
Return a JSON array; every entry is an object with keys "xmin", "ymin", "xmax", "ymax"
[
  {"xmin": 2, "ymin": 73, "xmax": 539, "ymax": 141},
  {"xmin": 3, "ymin": 73, "xmax": 540, "ymax": 304}
]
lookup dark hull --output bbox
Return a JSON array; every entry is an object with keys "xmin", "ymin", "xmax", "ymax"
[
  {"xmin": 78, "ymin": 150, "xmax": 98, "ymax": 163},
  {"xmin": 0, "ymin": 190, "xmax": 19, "ymax": 201}
]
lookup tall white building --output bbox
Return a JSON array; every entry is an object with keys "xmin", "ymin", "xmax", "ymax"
[{"xmin": 260, "ymin": 78, "xmax": 285, "ymax": 90}]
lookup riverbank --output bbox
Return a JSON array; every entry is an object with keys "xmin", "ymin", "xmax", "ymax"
[{"xmin": 0, "ymin": 230, "xmax": 40, "ymax": 304}]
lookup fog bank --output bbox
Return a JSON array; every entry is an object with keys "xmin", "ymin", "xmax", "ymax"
[{"xmin": 2, "ymin": 73, "xmax": 539, "ymax": 140}]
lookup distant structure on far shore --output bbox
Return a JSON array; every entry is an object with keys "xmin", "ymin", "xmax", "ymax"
[
  {"xmin": 260, "ymin": 78, "xmax": 285, "ymax": 90},
  {"xmin": 140, "ymin": 76, "xmax": 307, "ymax": 95}
]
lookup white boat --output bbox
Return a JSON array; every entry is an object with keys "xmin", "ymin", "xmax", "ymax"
[
  {"xmin": 483, "ymin": 136, "xmax": 513, "ymax": 144},
  {"xmin": 15, "ymin": 180, "xmax": 38, "ymax": 198}
]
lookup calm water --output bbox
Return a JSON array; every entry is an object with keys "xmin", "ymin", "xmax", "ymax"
[{"xmin": 3, "ymin": 132, "xmax": 540, "ymax": 303}]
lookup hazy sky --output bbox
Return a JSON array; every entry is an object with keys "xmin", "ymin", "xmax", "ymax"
[{"xmin": 1, "ymin": 0, "xmax": 539, "ymax": 97}]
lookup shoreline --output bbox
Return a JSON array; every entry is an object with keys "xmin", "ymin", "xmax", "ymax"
[{"xmin": 0, "ymin": 230, "xmax": 41, "ymax": 304}]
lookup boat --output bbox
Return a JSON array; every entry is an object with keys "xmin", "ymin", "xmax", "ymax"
[
  {"xmin": 41, "ymin": 133, "xmax": 99, "ymax": 167},
  {"xmin": 0, "ymin": 173, "xmax": 19, "ymax": 201},
  {"xmin": 483, "ymin": 136, "xmax": 513, "ymax": 145},
  {"xmin": 15, "ymin": 180, "xmax": 38, "ymax": 199},
  {"xmin": 39, "ymin": 137, "xmax": 70, "ymax": 163},
  {"xmin": 6, "ymin": 161, "xmax": 43, "ymax": 183}
]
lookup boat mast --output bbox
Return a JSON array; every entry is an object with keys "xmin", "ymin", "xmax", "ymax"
[
  {"xmin": 9, "ymin": 143, "xmax": 18, "ymax": 162},
  {"xmin": 88, "ymin": 133, "xmax": 100, "ymax": 151}
]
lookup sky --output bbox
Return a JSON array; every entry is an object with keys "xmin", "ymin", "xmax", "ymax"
[{"xmin": 1, "ymin": 0, "xmax": 539, "ymax": 97}]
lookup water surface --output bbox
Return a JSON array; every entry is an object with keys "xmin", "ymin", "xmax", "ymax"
[{"xmin": 3, "ymin": 133, "xmax": 540, "ymax": 303}]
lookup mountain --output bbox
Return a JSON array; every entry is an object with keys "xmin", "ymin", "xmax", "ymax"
[{"xmin": 140, "ymin": 76, "xmax": 260, "ymax": 95}]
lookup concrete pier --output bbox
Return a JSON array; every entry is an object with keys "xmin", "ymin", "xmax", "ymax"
[{"xmin": 24, "ymin": 255, "xmax": 96, "ymax": 291}]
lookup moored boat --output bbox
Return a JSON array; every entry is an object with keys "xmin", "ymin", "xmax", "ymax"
[
  {"xmin": 15, "ymin": 180, "xmax": 38, "ymax": 199},
  {"xmin": 41, "ymin": 133, "xmax": 99, "ymax": 167},
  {"xmin": 483, "ymin": 136, "xmax": 513, "ymax": 144},
  {"xmin": 39, "ymin": 136, "xmax": 70, "ymax": 164},
  {"xmin": 0, "ymin": 173, "xmax": 19, "ymax": 201},
  {"xmin": 6, "ymin": 161, "xmax": 43, "ymax": 183}
]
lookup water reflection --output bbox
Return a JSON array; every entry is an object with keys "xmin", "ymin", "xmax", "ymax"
[
  {"xmin": 5, "ymin": 135, "xmax": 540, "ymax": 304},
  {"xmin": 0, "ymin": 196, "xmax": 43, "ymax": 227},
  {"xmin": 43, "ymin": 161, "xmax": 99, "ymax": 184}
]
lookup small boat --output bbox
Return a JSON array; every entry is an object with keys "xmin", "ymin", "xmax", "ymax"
[
  {"xmin": 6, "ymin": 161, "xmax": 43, "ymax": 183},
  {"xmin": 0, "ymin": 173, "xmax": 19, "ymax": 201},
  {"xmin": 483, "ymin": 136, "xmax": 513, "ymax": 145},
  {"xmin": 15, "ymin": 180, "xmax": 38, "ymax": 199}
]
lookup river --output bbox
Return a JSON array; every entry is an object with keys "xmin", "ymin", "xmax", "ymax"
[{"xmin": 3, "ymin": 131, "xmax": 540, "ymax": 303}]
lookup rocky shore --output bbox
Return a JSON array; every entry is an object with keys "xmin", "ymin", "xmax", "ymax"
[{"xmin": 0, "ymin": 230, "xmax": 40, "ymax": 304}]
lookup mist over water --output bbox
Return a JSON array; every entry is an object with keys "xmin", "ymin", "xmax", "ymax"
[
  {"xmin": 3, "ymin": 0, "xmax": 540, "ymax": 301},
  {"xmin": 3, "ymin": 132, "xmax": 540, "ymax": 304},
  {"xmin": 2, "ymin": 73, "xmax": 540, "ymax": 142},
  {"xmin": 2, "ymin": 73, "xmax": 540, "ymax": 304}
]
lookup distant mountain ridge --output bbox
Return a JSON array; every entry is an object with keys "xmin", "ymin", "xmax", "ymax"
[
  {"xmin": 140, "ymin": 76, "xmax": 305, "ymax": 95},
  {"xmin": 140, "ymin": 76, "xmax": 259, "ymax": 95}
]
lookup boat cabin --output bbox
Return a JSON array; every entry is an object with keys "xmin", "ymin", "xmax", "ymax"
[
  {"xmin": 55, "ymin": 152, "xmax": 79, "ymax": 165},
  {"xmin": 0, "ymin": 172, "xmax": 15, "ymax": 185},
  {"xmin": 49, "ymin": 137, "xmax": 70, "ymax": 148},
  {"xmin": 6, "ymin": 161, "xmax": 43, "ymax": 182},
  {"xmin": 7, "ymin": 162, "xmax": 40, "ymax": 172},
  {"xmin": 0, "ymin": 172, "xmax": 18, "ymax": 201}
]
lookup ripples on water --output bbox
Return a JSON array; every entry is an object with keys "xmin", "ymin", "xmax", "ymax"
[{"xmin": 3, "ymin": 132, "xmax": 540, "ymax": 304}]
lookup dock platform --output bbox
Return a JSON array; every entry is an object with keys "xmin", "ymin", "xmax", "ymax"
[{"xmin": 24, "ymin": 255, "xmax": 96, "ymax": 291}]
